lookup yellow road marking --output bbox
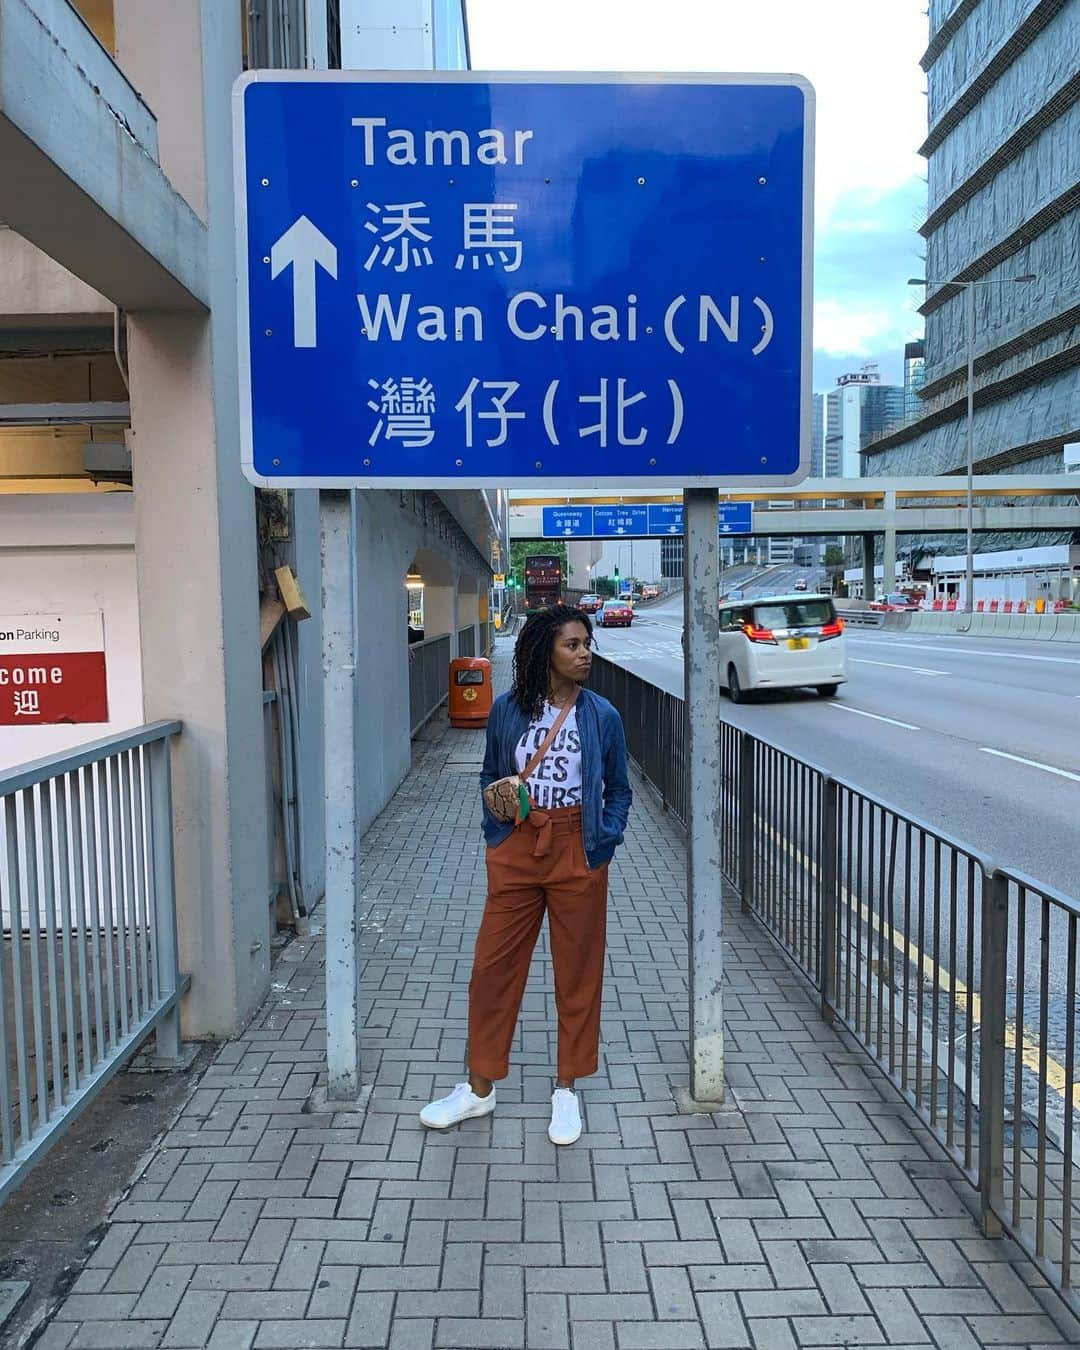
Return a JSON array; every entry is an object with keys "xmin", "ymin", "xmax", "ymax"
[{"xmin": 757, "ymin": 816, "xmax": 1078, "ymax": 1108}]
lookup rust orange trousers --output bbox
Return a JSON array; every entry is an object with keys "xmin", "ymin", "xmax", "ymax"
[{"xmin": 467, "ymin": 805, "xmax": 609, "ymax": 1083}]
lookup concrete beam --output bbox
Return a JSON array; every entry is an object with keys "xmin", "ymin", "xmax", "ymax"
[
  {"xmin": 0, "ymin": 0, "xmax": 207, "ymax": 311},
  {"xmin": 509, "ymin": 474, "xmax": 1080, "ymax": 506},
  {"xmin": 747, "ymin": 506, "xmax": 1080, "ymax": 536},
  {"xmin": 0, "ymin": 400, "xmax": 129, "ymax": 425}
]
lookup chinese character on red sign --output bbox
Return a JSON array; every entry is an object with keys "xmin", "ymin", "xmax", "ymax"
[
  {"xmin": 0, "ymin": 652, "xmax": 109, "ymax": 726},
  {"xmin": 0, "ymin": 614, "xmax": 109, "ymax": 726}
]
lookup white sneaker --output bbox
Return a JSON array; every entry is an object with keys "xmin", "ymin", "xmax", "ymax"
[
  {"xmin": 548, "ymin": 1087, "xmax": 582, "ymax": 1145},
  {"xmin": 419, "ymin": 1082, "xmax": 496, "ymax": 1130}
]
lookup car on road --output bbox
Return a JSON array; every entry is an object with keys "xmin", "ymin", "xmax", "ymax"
[
  {"xmin": 640, "ymin": 584, "xmax": 661, "ymax": 599},
  {"xmin": 719, "ymin": 593, "xmax": 847, "ymax": 702},
  {"xmin": 578, "ymin": 594, "xmax": 603, "ymax": 614},
  {"xmin": 723, "ymin": 588, "xmax": 745, "ymax": 603},
  {"xmin": 868, "ymin": 592, "xmax": 921, "ymax": 612},
  {"xmin": 599, "ymin": 599, "xmax": 634, "ymax": 628},
  {"xmin": 793, "ymin": 577, "xmax": 808, "ymax": 591}
]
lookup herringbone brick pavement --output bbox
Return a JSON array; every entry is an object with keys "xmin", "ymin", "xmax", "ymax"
[{"xmin": 35, "ymin": 642, "xmax": 1080, "ymax": 1349}]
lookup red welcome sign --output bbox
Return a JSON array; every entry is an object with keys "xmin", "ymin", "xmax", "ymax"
[{"xmin": 0, "ymin": 615, "xmax": 109, "ymax": 726}]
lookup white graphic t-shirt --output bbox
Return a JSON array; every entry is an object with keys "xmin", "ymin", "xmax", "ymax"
[{"xmin": 514, "ymin": 703, "xmax": 583, "ymax": 810}]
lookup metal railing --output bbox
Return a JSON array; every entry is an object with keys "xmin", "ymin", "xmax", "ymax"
[
  {"xmin": 590, "ymin": 654, "xmax": 1080, "ymax": 1308},
  {"xmin": 0, "ymin": 722, "xmax": 185, "ymax": 1202},
  {"xmin": 457, "ymin": 625, "xmax": 477, "ymax": 659},
  {"xmin": 408, "ymin": 633, "xmax": 451, "ymax": 735},
  {"xmin": 833, "ymin": 608, "xmax": 885, "ymax": 627}
]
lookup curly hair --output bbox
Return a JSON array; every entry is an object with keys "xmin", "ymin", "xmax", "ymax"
[{"xmin": 511, "ymin": 605, "xmax": 593, "ymax": 718}]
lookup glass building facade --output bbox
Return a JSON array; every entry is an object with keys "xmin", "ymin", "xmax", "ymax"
[{"xmin": 865, "ymin": 0, "xmax": 1079, "ymax": 515}]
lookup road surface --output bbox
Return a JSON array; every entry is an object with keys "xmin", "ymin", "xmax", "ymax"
[{"xmin": 601, "ymin": 590, "xmax": 1079, "ymax": 898}]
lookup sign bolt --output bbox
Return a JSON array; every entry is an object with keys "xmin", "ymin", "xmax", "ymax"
[
  {"xmin": 265, "ymin": 328, "xmax": 273, "ymax": 337},
  {"xmin": 261, "ymin": 177, "xmax": 270, "ymax": 186},
  {"xmin": 645, "ymin": 325, "xmax": 653, "ymax": 334},
  {"xmin": 272, "ymin": 458, "xmax": 280, "ymax": 466},
  {"xmin": 637, "ymin": 176, "xmax": 646, "ymax": 185},
  {"xmin": 263, "ymin": 255, "xmax": 270, "ymax": 264},
  {"xmin": 455, "ymin": 459, "xmax": 463, "ymax": 467},
  {"xmin": 350, "ymin": 179, "xmax": 359, "ymax": 187},
  {"xmin": 363, "ymin": 458, "xmax": 371, "ymax": 467},
  {"xmin": 760, "ymin": 456, "xmax": 768, "ymax": 464},
  {"xmin": 758, "ymin": 176, "xmax": 767, "ymax": 185},
  {"xmin": 535, "ymin": 461, "xmax": 543, "ymax": 469},
  {"xmin": 649, "ymin": 458, "xmax": 657, "ymax": 466}
]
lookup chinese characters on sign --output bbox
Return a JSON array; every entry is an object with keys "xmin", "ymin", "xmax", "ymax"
[
  {"xmin": 0, "ymin": 614, "xmax": 109, "ymax": 726},
  {"xmin": 539, "ymin": 502, "xmax": 754, "ymax": 537},
  {"xmin": 239, "ymin": 77, "xmax": 811, "ymax": 484}
]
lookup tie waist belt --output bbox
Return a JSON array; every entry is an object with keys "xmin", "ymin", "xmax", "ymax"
[{"xmin": 520, "ymin": 804, "xmax": 582, "ymax": 858}]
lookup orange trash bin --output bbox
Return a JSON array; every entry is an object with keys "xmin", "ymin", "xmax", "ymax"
[{"xmin": 449, "ymin": 657, "xmax": 493, "ymax": 729}]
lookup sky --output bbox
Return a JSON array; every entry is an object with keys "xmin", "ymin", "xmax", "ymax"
[{"xmin": 464, "ymin": 0, "xmax": 929, "ymax": 393}]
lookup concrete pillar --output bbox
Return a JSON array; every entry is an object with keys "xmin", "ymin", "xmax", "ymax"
[
  {"xmin": 420, "ymin": 550, "xmax": 455, "ymax": 639},
  {"xmin": 352, "ymin": 493, "xmax": 414, "ymax": 833},
  {"xmin": 882, "ymin": 492, "xmax": 898, "ymax": 595},
  {"xmin": 450, "ymin": 561, "xmax": 461, "ymax": 658},
  {"xmin": 457, "ymin": 572, "xmax": 480, "ymax": 655},
  {"xmin": 118, "ymin": 1, "xmax": 269, "ymax": 1036},
  {"xmin": 882, "ymin": 529, "xmax": 898, "ymax": 595},
  {"xmin": 861, "ymin": 533, "xmax": 876, "ymax": 603}
]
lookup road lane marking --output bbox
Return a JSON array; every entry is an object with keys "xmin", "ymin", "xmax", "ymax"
[
  {"xmin": 979, "ymin": 747, "xmax": 1080, "ymax": 783},
  {"xmin": 849, "ymin": 638, "xmax": 1080, "ymax": 665},
  {"xmin": 828, "ymin": 704, "xmax": 920, "ymax": 730},
  {"xmin": 852, "ymin": 658, "xmax": 948, "ymax": 677}
]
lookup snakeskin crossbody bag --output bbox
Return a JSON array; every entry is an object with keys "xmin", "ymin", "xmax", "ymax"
[{"xmin": 482, "ymin": 689, "xmax": 579, "ymax": 825}]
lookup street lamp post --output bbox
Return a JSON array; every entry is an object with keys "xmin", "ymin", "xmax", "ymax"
[{"xmin": 908, "ymin": 273, "xmax": 1035, "ymax": 613}]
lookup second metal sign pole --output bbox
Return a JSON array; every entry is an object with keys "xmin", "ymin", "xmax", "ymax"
[{"xmin": 684, "ymin": 487, "xmax": 725, "ymax": 1104}]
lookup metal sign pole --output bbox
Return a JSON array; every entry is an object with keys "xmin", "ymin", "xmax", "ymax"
[
  {"xmin": 321, "ymin": 489, "xmax": 361, "ymax": 1100},
  {"xmin": 684, "ymin": 487, "xmax": 725, "ymax": 1104}
]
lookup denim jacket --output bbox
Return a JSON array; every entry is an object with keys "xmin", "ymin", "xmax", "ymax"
[{"xmin": 480, "ymin": 688, "xmax": 633, "ymax": 870}]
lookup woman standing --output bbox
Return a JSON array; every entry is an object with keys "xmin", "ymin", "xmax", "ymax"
[{"xmin": 420, "ymin": 605, "xmax": 632, "ymax": 1145}]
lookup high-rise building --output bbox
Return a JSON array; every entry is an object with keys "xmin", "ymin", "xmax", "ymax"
[
  {"xmin": 824, "ymin": 369, "xmax": 905, "ymax": 478},
  {"xmin": 865, "ymin": 0, "xmax": 1078, "ymax": 516},
  {"xmin": 903, "ymin": 340, "xmax": 926, "ymax": 422},
  {"xmin": 811, "ymin": 393, "xmax": 826, "ymax": 477}
]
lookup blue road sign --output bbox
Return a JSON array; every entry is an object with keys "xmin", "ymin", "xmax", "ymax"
[
  {"xmin": 593, "ymin": 505, "xmax": 649, "ymax": 537},
  {"xmin": 235, "ymin": 73, "xmax": 813, "ymax": 488},
  {"xmin": 718, "ymin": 502, "xmax": 753, "ymax": 534},
  {"xmin": 647, "ymin": 504, "xmax": 684, "ymax": 535},
  {"xmin": 619, "ymin": 580, "xmax": 633, "ymax": 597},
  {"xmin": 542, "ymin": 506, "xmax": 594, "ymax": 536}
]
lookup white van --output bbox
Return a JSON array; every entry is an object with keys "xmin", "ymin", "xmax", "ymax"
[{"xmin": 719, "ymin": 593, "xmax": 847, "ymax": 702}]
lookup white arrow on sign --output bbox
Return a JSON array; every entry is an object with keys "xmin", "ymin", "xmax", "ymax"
[
  {"xmin": 270, "ymin": 216, "xmax": 338, "ymax": 349},
  {"xmin": 721, "ymin": 524, "xmax": 732, "ymax": 533}
]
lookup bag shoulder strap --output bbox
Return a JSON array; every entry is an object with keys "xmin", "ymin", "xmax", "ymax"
[{"xmin": 520, "ymin": 688, "xmax": 579, "ymax": 783}]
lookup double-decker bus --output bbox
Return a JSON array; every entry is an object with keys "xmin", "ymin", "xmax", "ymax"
[{"xmin": 523, "ymin": 554, "xmax": 563, "ymax": 611}]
